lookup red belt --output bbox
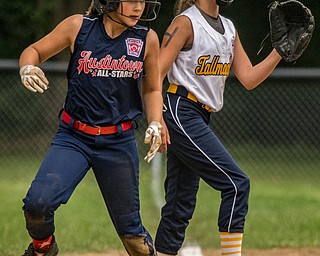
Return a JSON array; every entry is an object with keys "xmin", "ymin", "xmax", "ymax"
[{"xmin": 61, "ymin": 111, "xmax": 132, "ymax": 135}]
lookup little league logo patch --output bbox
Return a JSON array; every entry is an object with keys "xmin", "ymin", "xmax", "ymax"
[{"xmin": 126, "ymin": 38, "xmax": 143, "ymax": 58}]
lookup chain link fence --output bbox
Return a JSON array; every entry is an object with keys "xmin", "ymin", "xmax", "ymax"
[{"xmin": 0, "ymin": 60, "xmax": 319, "ymax": 182}]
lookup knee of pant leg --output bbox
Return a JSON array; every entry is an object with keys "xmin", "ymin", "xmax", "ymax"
[
  {"xmin": 23, "ymin": 194, "xmax": 55, "ymax": 240},
  {"xmin": 23, "ymin": 198, "xmax": 53, "ymax": 224},
  {"xmin": 23, "ymin": 197, "xmax": 50, "ymax": 216},
  {"xmin": 23, "ymin": 181, "xmax": 61, "ymax": 214},
  {"xmin": 239, "ymin": 174, "xmax": 250, "ymax": 195},
  {"xmin": 120, "ymin": 234, "xmax": 156, "ymax": 256}
]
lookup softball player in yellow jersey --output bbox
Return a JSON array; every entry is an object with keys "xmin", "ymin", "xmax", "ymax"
[{"xmin": 155, "ymin": 0, "xmax": 282, "ymax": 255}]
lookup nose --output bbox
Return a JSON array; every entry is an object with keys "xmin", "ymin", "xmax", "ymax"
[{"xmin": 134, "ymin": 1, "xmax": 145, "ymax": 11}]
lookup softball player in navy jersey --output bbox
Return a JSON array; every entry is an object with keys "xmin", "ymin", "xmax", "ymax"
[
  {"xmin": 155, "ymin": 0, "xmax": 283, "ymax": 255},
  {"xmin": 19, "ymin": 1, "xmax": 162, "ymax": 255}
]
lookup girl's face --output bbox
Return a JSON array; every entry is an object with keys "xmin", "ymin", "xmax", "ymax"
[{"xmin": 116, "ymin": 0, "xmax": 146, "ymax": 26}]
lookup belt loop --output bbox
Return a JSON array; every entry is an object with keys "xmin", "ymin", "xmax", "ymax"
[
  {"xmin": 116, "ymin": 124, "xmax": 123, "ymax": 136},
  {"xmin": 67, "ymin": 118, "xmax": 76, "ymax": 130},
  {"xmin": 132, "ymin": 120, "xmax": 138, "ymax": 129}
]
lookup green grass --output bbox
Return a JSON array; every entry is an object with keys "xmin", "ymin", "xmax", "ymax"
[
  {"xmin": 187, "ymin": 180, "xmax": 320, "ymax": 250},
  {"xmin": 0, "ymin": 157, "xmax": 320, "ymax": 255}
]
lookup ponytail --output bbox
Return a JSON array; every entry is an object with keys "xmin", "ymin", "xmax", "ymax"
[
  {"xmin": 86, "ymin": 1, "xmax": 100, "ymax": 15},
  {"xmin": 175, "ymin": 0, "xmax": 197, "ymax": 15}
]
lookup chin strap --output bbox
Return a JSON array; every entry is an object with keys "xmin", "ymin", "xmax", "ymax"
[
  {"xmin": 106, "ymin": 13, "xmax": 131, "ymax": 28},
  {"xmin": 105, "ymin": 13, "xmax": 150, "ymax": 33}
]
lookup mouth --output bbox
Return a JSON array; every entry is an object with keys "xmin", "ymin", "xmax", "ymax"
[{"xmin": 129, "ymin": 15, "xmax": 140, "ymax": 20}]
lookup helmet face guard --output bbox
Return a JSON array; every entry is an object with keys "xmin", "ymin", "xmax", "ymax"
[
  {"xmin": 216, "ymin": 0, "xmax": 234, "ymax": 6},
  {"xmin": 92, "ymin": 0, "xmax": 161, "ymax": 21}
]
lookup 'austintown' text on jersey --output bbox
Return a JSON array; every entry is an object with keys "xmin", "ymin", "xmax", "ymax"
[{"xmin": 77, "ymin": 51, "xmax": 143, "ymax": 79}]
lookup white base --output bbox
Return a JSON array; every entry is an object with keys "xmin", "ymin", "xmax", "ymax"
[{"xmin": 180, "ymin": 245, "xmax": 203, "ymax": 256}]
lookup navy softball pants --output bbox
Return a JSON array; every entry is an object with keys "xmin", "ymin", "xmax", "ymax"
[
  {"xmin": 155, "ymin": 94, "xmax": 250, "ymax": 255},
  {"xmin": 22, "ymin": 120, "xmax": 152, "ymax": 243}
]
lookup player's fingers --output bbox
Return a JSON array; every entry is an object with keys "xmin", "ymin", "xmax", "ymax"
[
  {"xmin": 31, "ymin": 75, "xmax": 49, "ymax": 91},
  {"xmin": 144, "ymin": 150, "xmax": 157, "ymax": 163},
  {"xmin": 144, "ymin": 127, "xmax": 153, "ymax": 144},
  {"xmin": 24, "ymin": 82, "xmax": 38, "ymax": 93},
  {"xmin": 26, "ymin": 77, "xmax": 44, "ymax": 93},
  {"xmin": 36, "ymin": 77, "xmax": 49, "ymax": 91},
  {"xmin": 150, "ymin": 135, "xmax": 161, "ymax": 152},
  {"xmin": 36, "ymin": 73, "xmax": 49, "ymax": 88},
  {"xmin": 21, "ymin": 77, "xmax": 37, "ymax": 92},
  {"xmin": 160, "ymin": 126, "xmax": 170, "ymax": 152},
  {"xmin": 21, "ymin": 66, "xmax": 49, "ymax": 93},
  {"xmin": 144, "ymin": 135, "xmax": 161, "ymax": 163}
]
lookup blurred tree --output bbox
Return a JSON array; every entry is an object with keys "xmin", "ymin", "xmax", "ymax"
[
  {"xmin": 0, "ymin": 0, "xmax": 58, "ymax": 59},
  {"xmin": 0, "ymin": 0, "xmax": 89, "ymax": 60},
  {"xmin": 0, "ymin": 0, "xmax": 318, "ymax": 66}
]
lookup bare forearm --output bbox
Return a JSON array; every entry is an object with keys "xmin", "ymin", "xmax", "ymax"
[
  {"xmin": 19, "ymin": 46, "xmax": 42, "ymax": 67},
  {"xmin": 143, "ymin": 91, "xmax": 163, "ymax": 123},
  {"xmin": 240, "ymin": 49, "xmax": 282, "ymax": 90}
]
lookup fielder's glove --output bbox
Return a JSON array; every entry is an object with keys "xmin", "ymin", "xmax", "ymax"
[
  {"xmin": 20, "ymin": 65, "xmax": 49, "ymax": 93},
  {"xmin": 258, "ymin": 0, "xmax": 315, "ymax": 63},
  {"xmin": 144, "ymin": 121, "xmax": 162, "ymax": 163}
]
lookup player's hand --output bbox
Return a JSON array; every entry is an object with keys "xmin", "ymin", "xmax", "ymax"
[
  {"xmin": 144, "ymin": 121, "xmax": 162, "ymax": 163},
  {"xmin": 158, "ymin": 117, "xmax": 170, "ymax": 153},
  {"xmin": 20, "ymin": 65, "xmax": 49, "ymax": 93}
]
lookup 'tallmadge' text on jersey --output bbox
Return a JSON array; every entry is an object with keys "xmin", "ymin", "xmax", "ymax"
[
  {"xmin": 195, "ymin": 55, "xmax": 231, "ymax": 76},
  {"xmin": 65, "ymin": 15, "xmax": 148, "ymax": 126},
  {"xmin": 167, "ymin": 5, "xmax": 236, "ymax": 112}
]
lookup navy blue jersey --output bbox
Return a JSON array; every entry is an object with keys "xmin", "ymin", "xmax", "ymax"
[{"xmin": 65, "ymin": 15, "xmax": 149, "ymax": 126}]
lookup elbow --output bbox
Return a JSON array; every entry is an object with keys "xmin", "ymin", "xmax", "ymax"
[
  {"xmin": 244, "ymin": 84, "xmax": 257, "ymax": 91},
  {"xmin": 239, "ymin": 74, "xmax": 264, "ymax": 90},
  {"xmin": 235, "ymin": 71, "xmax": 259, "ymax": 91},
  {"xmin": 241, "ymin": 80, "xmax": 259, "ymax": 91}
]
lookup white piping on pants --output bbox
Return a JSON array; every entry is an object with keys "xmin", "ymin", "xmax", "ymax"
[{"xmin": 167, "ymin": 94, "xmax": 238, "ymax": 232}]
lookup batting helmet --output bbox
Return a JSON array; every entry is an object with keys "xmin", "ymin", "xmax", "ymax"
[
  {"xmin": 92, "ymin": 0, "xmax": 161, "ymax": 21},
  {"xmin": 216, "ymin": 0, "xmax": 234, "ymax": 6}
]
